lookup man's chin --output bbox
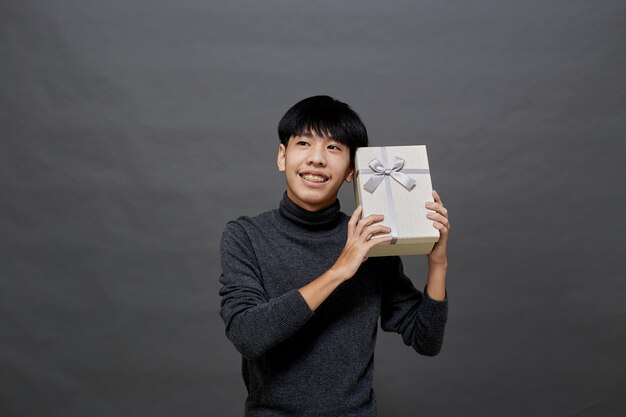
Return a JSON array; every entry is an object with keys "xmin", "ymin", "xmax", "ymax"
[{"xmin": 287, "ymin": 186, "xmax": 340, "ymax": 210}]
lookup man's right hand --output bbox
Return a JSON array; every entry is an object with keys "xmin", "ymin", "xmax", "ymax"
[
  {"xmin": 330, "ymin": 205, "xmax": 392, "ymax": 281},
  {"xmin": 298, "ymin": 206, "xmax": 391, "ymax": 311}
]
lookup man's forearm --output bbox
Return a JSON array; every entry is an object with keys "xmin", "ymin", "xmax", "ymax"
[
  {"xmin": 298, "ymin": 269, "xmax": 346, "ymax": 311},
  {"xmin": 426, "ymin": 261, "xmax": 447, "ymax": 301}
]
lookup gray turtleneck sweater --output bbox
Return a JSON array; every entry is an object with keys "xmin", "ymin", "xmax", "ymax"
[{"xmin": 219, "ymin": 193, "xmax": 448, "ymax": 417}]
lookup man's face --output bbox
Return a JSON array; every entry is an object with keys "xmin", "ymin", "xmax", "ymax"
[{"xmin": 277, "ymin": 132, "xmax": 353, "ymax": 212}]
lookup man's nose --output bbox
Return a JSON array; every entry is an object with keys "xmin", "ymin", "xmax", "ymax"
[{"xmin": 307, "ymin": 145, "xmax": 326, "ymax": 166}]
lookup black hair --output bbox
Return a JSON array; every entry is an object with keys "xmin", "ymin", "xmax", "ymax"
[{"xmin": 278, "ymin": 95, "xmax": 368, "ymax": 160}]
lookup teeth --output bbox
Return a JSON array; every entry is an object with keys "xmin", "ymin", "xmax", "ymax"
[{"xmin": 301, "ymin": 174, "xmax": 328, "ymax": 183}]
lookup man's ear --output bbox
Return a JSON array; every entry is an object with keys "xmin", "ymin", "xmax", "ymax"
[
  {"xmin": 277, "ymin": 144, "xmax": 286, "ymax": 172},
  {"xmin": 345, "ymin": 164, "xmax": 354, "ymax": 183}
]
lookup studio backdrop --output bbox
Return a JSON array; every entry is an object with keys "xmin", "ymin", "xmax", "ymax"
[{"xmin": 1, "ymin": 1, "xmax": 625, "ymax": 416}]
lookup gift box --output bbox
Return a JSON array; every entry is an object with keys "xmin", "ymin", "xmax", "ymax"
[{"xmin": 353, "ymin": 145, "xmax": 439, "ymax": 257}]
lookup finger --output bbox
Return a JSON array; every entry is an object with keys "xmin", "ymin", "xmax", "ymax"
[
  {"xmin": 349, "ymin": 205, "xmax": 363, "ymax": 224},
  {"xmin": 362, "ymin": 224, "xmax": 392, "ymax": 241},
  {"xmin": 425, "ymin": 201, "xmax": 448, "ymax": 218},
  {"xmin": 431, "ymin": 190, "xmax": 447, "ymax": 213},
  {"xmin": 432, "ymin": 220, "xmax": 450, "ymax": 236},
  {"xmin": 432, "ymin": 189, "xmax": 443, "ymax": 204},
  {"xmin": 355, "ymin": 213, "xmax": 385, "ymax": 235},
  {"xmin": 426, "ymin": 212, "xmax": 449, "ymax": 227},
  {"xmin": 366, "ymin": 234, "xmax": 393, "ymax": 248},
  {"xmin": 348, "ymin": 206, "xmax": 363, "ymax": 236}
]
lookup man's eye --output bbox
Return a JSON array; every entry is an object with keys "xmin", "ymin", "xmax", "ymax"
[
  {"xmin": 297, "ymin": 141, "xmax": 309, "ymax": 146},
  {"xmin": 327, "ymin": 144, "xmax": 340, "ymax": 150}
]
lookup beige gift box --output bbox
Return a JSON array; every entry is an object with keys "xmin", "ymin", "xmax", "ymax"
[{"xmin": 353, "ymin": 145, "xmax": 439, "ymax": 257}]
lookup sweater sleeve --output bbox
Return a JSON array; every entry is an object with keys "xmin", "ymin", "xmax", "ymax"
[
  {"xmin": 379, "ymin": 256, "xmax": 448, "ymax": 356},
  {"xmin": 219, "ymin": 221, "xmax": 314, "ymax": 359}
]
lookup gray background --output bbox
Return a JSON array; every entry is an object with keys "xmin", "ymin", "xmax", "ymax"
[{"xmin": 1, "ymin": 1, "xmax": 625, "ymax": 416}]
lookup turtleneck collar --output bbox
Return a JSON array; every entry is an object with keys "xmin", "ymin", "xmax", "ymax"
[{"xmin": 279, "ymin": 192, "xmax": 341, "ymax": 230}]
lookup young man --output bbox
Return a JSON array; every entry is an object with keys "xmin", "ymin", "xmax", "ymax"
[{"xmin": 219, "ymin": 95, "xmax": 450, "ymax": 417}]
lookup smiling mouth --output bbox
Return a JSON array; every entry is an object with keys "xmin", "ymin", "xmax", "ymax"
[{"xmin": 300, "ymin": 173, "xmax": 329, "ymax": 183}]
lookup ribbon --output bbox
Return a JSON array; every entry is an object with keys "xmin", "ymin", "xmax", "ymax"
[{"xmin": 362, "ymin": 156, "xmax": 417, "ymax": 193}]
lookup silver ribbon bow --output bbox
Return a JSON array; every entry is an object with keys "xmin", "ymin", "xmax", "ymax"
[{"xmin": 363, "ymin": 156, "xmax": 417, "ymax": 193}]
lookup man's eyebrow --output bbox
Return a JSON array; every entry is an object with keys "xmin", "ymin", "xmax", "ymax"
[{"xmin": 298, "ymin": 129, "xmax": 334, "ymax": 139}]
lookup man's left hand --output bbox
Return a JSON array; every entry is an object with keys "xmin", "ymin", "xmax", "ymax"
[{"xmin": 425, "ymin": 189, "xmax": 450, "ymax": 266}]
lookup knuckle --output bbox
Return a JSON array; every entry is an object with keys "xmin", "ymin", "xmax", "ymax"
[{"xmin": 361, "ymin": 217, "xmax": 374, "ymax": 226}]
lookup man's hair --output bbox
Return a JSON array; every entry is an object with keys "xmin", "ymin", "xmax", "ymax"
[{"xmin": 278, "ymin": 95, "xmax": 368, "ymax": 160}]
